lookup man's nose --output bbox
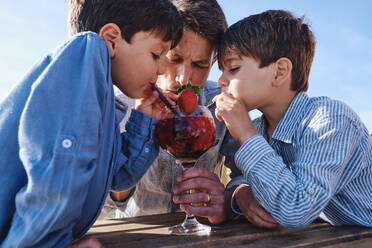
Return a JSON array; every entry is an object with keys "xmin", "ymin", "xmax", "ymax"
[{"xmin": 176, "ymin": 65, "xmax": 191, "ymax": 86}]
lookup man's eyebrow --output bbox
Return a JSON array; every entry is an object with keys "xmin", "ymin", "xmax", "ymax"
[{"xmin": 194, "ymin": 59, "xmax": 210, "ymax": 65}]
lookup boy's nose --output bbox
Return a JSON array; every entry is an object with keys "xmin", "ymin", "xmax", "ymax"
[
  {"xmin": 176, "ymin": 65, "xmax": 191, "ymax": 86},
  {"xmin": 218, "ymin": 74, "xmax": 229, "ymax": 87},
  {"xmin": 157, "ymin": 58, "xmax": 166, "ymax": 75}
]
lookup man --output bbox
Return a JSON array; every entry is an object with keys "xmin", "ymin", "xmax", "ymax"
[
  {"xmin": 103, "ymin": 0, "xmax": 278, "ymax": 228},
  {"xmin": 100, "ymin": 0, "xmax": 236, "ymax": 224}
]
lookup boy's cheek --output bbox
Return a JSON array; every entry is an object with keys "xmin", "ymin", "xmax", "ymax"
[{"xmin": 142, "ymin": 84, "xmax": 153, "ymax": 98}]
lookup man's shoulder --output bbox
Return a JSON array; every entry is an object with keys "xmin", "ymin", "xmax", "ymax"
[
  {"xmin": 203, "ymin": 80, "xmax": 221, "ymax": 101},
  {"xmin": 203, "ymin": 80, "xmax": 220, "ymax": 92}
]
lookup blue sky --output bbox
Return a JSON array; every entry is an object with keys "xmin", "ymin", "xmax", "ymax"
[{"xmin": 1, "ymin": 0, "xmax": 371, "ymax": 132}]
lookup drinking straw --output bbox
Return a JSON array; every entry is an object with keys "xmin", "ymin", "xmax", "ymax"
[{"xmin": 150, "ymin": 83, "xmax": 178, "ymax": 115}]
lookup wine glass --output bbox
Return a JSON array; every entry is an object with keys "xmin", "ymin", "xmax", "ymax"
[{"xmin": 156, "ymin": 105, "xmax": 216, "ymax": 235}]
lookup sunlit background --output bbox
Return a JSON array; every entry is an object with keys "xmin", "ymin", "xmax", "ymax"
[{"xmin": 1, "ymin": 0, "xmax": 371, "ymax": 132}]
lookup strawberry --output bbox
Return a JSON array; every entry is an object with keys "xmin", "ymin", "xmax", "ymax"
[
  {"xmin": 178, "ymin": 88, "xmax": 197, "ymax": 115},
  {"xmin": 177, "ymin": 83, "xmax": 202, "ymax": 115}
]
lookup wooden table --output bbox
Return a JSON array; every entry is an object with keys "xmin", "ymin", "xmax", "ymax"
[{"xmin": 88, "ymin": 212, "xmax": 372, "ymax": 247}]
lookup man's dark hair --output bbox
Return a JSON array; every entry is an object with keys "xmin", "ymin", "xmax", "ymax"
[
  {"xmin": 68, "ymin": 0, "xmax": 183, "ymax": 49},
  {"xmin": 171, "ymin": 0, "xmax": 227, "ymax": 52},
  {"xmin": 218, "ymin": 10, "xmax": 316, "ymax": 92}
]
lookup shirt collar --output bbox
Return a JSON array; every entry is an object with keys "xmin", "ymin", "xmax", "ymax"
[
  {"xmin": 114, "ymin": 97, "xmax": 129, "ymax": 125},
  {"xmin": 265, "ymin": 92, "xmax": 309, "ymax": 144}
]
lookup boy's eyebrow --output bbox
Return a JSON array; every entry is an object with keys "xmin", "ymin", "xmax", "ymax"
[
  {"xmin": 223, "ymin": 55, "xmax": 242, "ymax": 63},
  {"xmin": 220, "ymin": 55, "xmax": 243, "ymax": 70},
  {"xmin": 222, "ymin": 58, "xmax": 239, "ymax": 67}
]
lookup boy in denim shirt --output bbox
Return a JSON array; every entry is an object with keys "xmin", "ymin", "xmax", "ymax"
[
  {"xmin": 214, "ymin": 10, "xmax": 372, "ymax": 229},
  {"xmin": 0, "ymin": 0, "xmax": 182, "ymax": 246}
]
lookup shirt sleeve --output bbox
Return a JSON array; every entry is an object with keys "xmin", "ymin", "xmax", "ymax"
[
  {"xmin": 110, "ymin": 109, "xmax": 159, "ymax": 191},
  {"xmin": 235, "ymin": 115, "xmax": 364, "ymax": 229},
  {"xmin": 2, "ymin": 34, "xmax": 111, "ymax": 247}
]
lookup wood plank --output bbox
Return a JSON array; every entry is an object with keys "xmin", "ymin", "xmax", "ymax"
[
  {"xmin": 91, "ymin": 214, "xmax": 335, "ymax": 248},
  {"xmin": 90, "ymin": 213, "xmax": 372, "ymax": 248},
  {"xmin": 322, "ymin": 237, "xmax": 372, "ymax": 248},
  {"xmin": 204, "ymin": 225, "xmax": 372, "ymax": 248}
]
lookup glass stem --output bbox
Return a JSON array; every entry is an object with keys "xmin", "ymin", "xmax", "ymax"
[
  {"xmin": 181, "ymin": 161, "xmax": 197, "ymax": 218},
  {"xmin": 184, "ymin": 212, "xmax": 197, "ymax": 223},
  {"xmin": 186, "ymin": 189, "xmax": 195, "ymax": 218}
]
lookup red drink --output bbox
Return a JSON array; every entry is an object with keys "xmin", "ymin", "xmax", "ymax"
[
  {"xmin": 155, "ymin": 105, "xmax": 215, "ymax": 235},
  {"xmin": 156, "ymin": 115, "xmax": 215, "ymax": 163}
]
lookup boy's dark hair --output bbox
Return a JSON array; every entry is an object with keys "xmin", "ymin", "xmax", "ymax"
[
  {"xmin": 68, "ymin": 0, "xmax": 183, "ymax": 49},
  {"xmin": 171, "ymin": 0, "xmax": 227, "ymax": 52},
  {"xmin": 218, "ymin": 10, "xmax": 316, "ymax": 92}
]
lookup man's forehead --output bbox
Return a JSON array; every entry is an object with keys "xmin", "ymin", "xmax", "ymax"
[
  {"xmin": 170, "ymin": 31, "xmax": 214, "ymax": 61},
  {"xmin": 168, "ymin": 48, "xmax": 212, "ymax": 66}
]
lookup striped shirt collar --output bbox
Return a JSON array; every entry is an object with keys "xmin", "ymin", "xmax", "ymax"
[{"xmin": 259, "ymin": 92, "xmax": 309, "ymax": 144}]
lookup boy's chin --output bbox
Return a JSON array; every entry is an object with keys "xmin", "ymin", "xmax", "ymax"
[
  {"xmin": 115, "ymin": 86, "xmax": 142, "ymax": 99},
  {"xmin": 127, "ymin": 92, "xmax": 142, "ymax": 99}
]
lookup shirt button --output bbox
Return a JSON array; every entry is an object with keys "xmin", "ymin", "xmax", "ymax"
[
  {"xmin": 62, "ymin": 139, "xmax": 73, "ymax": 149},
  {"xmin": 144, "ymin": 147, "xmax": 149, "ymax": 153},
  {"xmin": 308, "ymin": 187, "xmax": 315, "ymax": 195}
]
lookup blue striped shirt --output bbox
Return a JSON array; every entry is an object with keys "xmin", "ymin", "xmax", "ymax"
[{"xmin": 234, "ymin": 92, "xmax": 372, "ymax": 228}]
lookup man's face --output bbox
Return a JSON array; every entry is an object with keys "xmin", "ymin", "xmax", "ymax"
[
  {"xmin": 156, "ymin": 29, "xmax": 215, "ymax": 93},
  {"xmin": 111, "ymin": 31, "xmax": 171, "ymax": 99}
]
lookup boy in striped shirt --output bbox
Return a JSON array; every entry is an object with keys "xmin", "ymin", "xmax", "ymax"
[{"xmin": 214, "ymin": 10, "xmax": 372, "ymax": 228}]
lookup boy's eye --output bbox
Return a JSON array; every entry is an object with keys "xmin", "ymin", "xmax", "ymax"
[
  {"xmin": 152, "ymin": 53, "xmax": 160, "ymax": 60},
  {"xmin": 229, "ymin": 67, "xmax": 240, "ymax": 73}
]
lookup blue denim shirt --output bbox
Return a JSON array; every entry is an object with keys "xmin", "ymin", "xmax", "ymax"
[
  {"xmin": 0, "ymin": 32, "xmax": 158, "ymax": 247},
  {"xmin": 233, "ymin": 93, "xmax": 372, "ymax": 228}
]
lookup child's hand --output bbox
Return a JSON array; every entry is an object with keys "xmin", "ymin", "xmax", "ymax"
[
  {"xmin": 213, "ymin": 92, "xmax": 258, "ymax": 144},
  {"xmin": 235, "ymin": 185, "xmax": 280, "ymax": 228},
  {"xmin": 135, "ymin": 88, "xmax": 177, "ymax": 120}
]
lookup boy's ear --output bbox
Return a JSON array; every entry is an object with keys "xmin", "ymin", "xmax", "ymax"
[
  {"xmin": 99, "ymin": 23, "xmax": 123, "ymax": 58},
  {"xmin": 272, "ymin": 57, "xmax": 292, "ymax": 87}
]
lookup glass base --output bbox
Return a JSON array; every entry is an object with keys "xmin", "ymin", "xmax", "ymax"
[{"xmin": 168, "ymin": 214, "xmax": 211, "ymax": 236}]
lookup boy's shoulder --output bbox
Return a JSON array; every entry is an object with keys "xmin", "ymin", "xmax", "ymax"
[
  {"xmin": 51, "ymin": 31, "xmax": 108, "ymax": 60},
  {"xmin": 300, "ymin": 93, "xmax": 362, "ymax": 128},
  {"xmin": 308, "ymin": 95, "xmax": 356, "ymax": 118}
]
